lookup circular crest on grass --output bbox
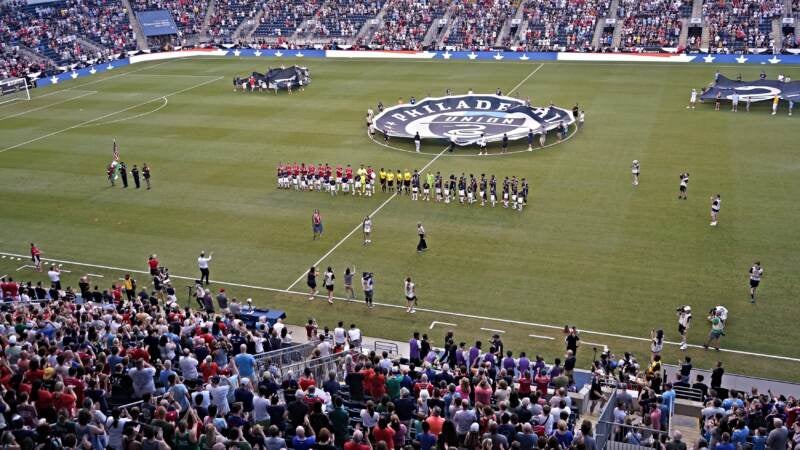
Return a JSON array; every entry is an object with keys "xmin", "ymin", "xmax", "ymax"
[{"xmin": 373, "ymin": 94, "xmax": 574, "ymax": 147}]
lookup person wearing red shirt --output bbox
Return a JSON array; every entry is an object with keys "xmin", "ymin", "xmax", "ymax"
[
  {"xmin": 148, "ymin": 254, "xmax": 159, "ymax": 276},
  {"xmin": 23, "ymin": 360, "xmax": 44, "ymax": 384},
  {"xmin": 31, "ymin": 382, "xmax": 55, "ymax": 418},
  {"xmin": 200, "ymin": 356, "xmax": 219, "ymax": 382},
  {"xmin": 30, "ymin": 243, "xmax": 42, "ymax": 272},
  {"xmin": 299, "ymin": 370, "xmax": 316, "ymax": 392},
  {"xmin": 343, "ymin": 431, "xmax": 371, "ymax": 450},
  {"xmin": 63, "ymin": 368, "xmax": 85, "ymax": 406},
  {"xmin": 111, "ymin": 284, "xmax": 122, "ymax": 303},
  {"xmin": 361, "ymin": 365, "xmax": 375, "ymax": 398},
  {"xmin": 413, "ymin": 374, "xmax": 433, "ymax": 398},
  {"xmin": 518, "ymin": 371, "xmax": 532, "ymax": 396},
  {"xmin": 53, "ymin": 385, "xmax": 77, "ymax": 415},
  {"xmin": 372, "ymin": 418, "xmax": 396, "ymax": 450},
  {"xmin": 129, "ymin": 345, "xmax": 149, "ymax": 362},
  {"xmin": 425, "ymin": 408, "xmax": 445, "ymax": 436},
  {"xmin": 371, "ymin": 369, "xmax": 386, "ymax": 399},
  {"xmin": 535, "ymin": 369, "xmax": 550, "ymax": 394}
]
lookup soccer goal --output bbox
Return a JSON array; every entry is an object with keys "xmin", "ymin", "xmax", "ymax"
[{"xmin": 0, "ymin": 77, "xmax": 31, "ymax": 105}]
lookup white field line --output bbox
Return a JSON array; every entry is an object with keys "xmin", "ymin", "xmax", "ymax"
[
  {"xmin": 583, "ymin": 341, "xmax": 608, "ymax": 348},
  {"xmin": 0, "ymin": 250, "xmax": 798, "ymax": 363},
  {"xmin": 286, "ymin": 65, "xmax": 549, "ymax": 290},
  {"xmin": 86, "ymin": 273, "xmax": 105, "ymax": 278},
  {"xmin": 430, "ymin": 321, "xmax": 457, "ymax": 330},
  {"xmin": 0, "ymin": 90, "xmax": 97, "ymax": 121},
  {"xmin": 32, "ymin": 61, "xmax": 176, "ymax": 100},
  {"xmin": 529, "ymin": 334, "xmax": 555, "ymax": 340},
  {"xmin": 285, "ymin": 146, "xmax": 449, "ymax": 290},
  {"xmin": 78, "ymin": 96, "xmax": 168, "ymax": 128},
  {"xmin": 481, "ymin": 327, "xmax": 506, "ymax": 334},
  {"xmin": 508, "ymin": 63, "xmax": 544, "ymax": 95},
  {"xmin": 0, "ymin": 76, "xmax": 222, "ymax": 154}
]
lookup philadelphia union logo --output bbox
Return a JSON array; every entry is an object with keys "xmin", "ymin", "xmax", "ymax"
[{"xmin": 373, "ymin": 94, "xmax": 575, "ymax": 146}]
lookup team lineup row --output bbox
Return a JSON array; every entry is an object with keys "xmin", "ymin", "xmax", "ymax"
[{"xmin": 277, "ymin": 164, "xmax": 532, "ymax": 209}]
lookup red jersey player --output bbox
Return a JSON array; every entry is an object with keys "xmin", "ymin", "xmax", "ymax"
[{"xmin": 30, "ymin": 243, "xmax": 42, "ymax": 272}]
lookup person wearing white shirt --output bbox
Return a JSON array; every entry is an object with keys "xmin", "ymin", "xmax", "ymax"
[
  {"xmin": 198, "ymin": 251, "xmax": 213, "ymax": 285},
  {"xmin": 208, "ymin": 376, "xmax": 231, "ymax": 415},
  {"xmin": 333, "ymin": 322, "xmax": 347, "ymax": 351},
  {"xmin": 47, "ymin": 266, "xmax": 61, "ymax": 290},
  {"xmin": 348, "ymin": 324, "xmax": 362, "ymax": 349},
  {"xmin": 316, "ymin": 335, "xmax": 331, "ymax": 357},
  {"xmin": 179, "ymin": 350, "xmax": 200, "ymax": 380}
]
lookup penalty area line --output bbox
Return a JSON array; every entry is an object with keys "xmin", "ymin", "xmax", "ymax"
[
  {"xmin": 0, "ymin": 76, "xmax": 222, "ymax": 155},
  {"xmin": 0, "ymin": 90, "xmax": 97, "ymax": 122},
  {"xmin": 285, "ymin": 146, "xmax": 450, "ymax": 291},
  {"xmin": 0, "ymin": 250, "xmax": 798, "ymax": 363}
]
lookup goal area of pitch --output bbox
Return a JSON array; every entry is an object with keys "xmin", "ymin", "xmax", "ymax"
[{"xmin": 0, "ymin": 78, "xmax": 31, "ymax": 105}]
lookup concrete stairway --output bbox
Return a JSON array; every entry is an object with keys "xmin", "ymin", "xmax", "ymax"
[
  {"xmin": 426, "ymin": 4, "xmax": 458, "ymax": 48},
  {"xmin": 679, "ymin": 18, "xmax": 689, "ymax": 48},
  {"xmin": 772, "ymin": 18, "xmax": 783, "ymax": 51},
  {"xmin": 592, "ymin": 0, "xmax": 619, "ymax": 48},
  {"xmin": 121, "ymin": 0, "xmax": 149, "ymax": 50},
  {"xmin": 355, "ymin": 2, "xmax": 391, "ymax": 46},
  {"xmin": 199, "ymin": 0, "xmax": 217, "ymax": 42},
  {"xmin": 498, "ymin": 1, "xmax": 527, "ymax": 48}
]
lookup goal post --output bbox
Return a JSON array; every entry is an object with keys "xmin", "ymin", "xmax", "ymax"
[{"xmin": 0, "ymin": 77, "xmax": 31, "ymax": 105}]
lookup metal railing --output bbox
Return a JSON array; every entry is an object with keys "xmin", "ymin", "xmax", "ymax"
[
  {"xmin": 255, "ymin": 341, "xmax": 318, "ymax": 371},
  {"xmin": 595, "ymin": 389, "xmax": 673, "ymax": 450},
  {"xmin": 275, "ymin": 349, "xmax": 359, "ymax": 383}
]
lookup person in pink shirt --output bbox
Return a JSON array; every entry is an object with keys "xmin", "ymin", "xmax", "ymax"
[{"xmin": 473, "ymin": 379, "xmax": 493, "ymax": 406}]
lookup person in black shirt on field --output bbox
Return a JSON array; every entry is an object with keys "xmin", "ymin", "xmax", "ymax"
[
  {"xmin": 501, "ymin": 133, "xmax": 508, "ymax": 153},
  {"xmin": 119, "ymin": 162, "xmax": 129, "ymax": 188},
  {"xmin": 565, "ymin": 326, "xmax": 580, "ymax": 356},
  {"xmin": 131, "ymin": 165, "xmax": 141, "ymax": 188},
  {"xmin": 142, "ymin": 163, "xmax": 151, "ymax": 189}
]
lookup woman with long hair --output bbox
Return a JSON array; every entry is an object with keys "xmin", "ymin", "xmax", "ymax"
[
  {"xmin": 436, "ymin": 420, "xmax": 459, "ymax": 450},
  {"xmin": 650, "ymin": 329, "xmax": 664, "ymax": 358}
]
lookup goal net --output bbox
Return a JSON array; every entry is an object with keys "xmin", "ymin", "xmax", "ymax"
[{"xmin": 0, "ymin": 77, "xmax": 31, "ymax": 105}]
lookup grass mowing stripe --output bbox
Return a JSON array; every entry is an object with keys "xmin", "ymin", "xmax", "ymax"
[
  {"xmin": 508, "ymin": 63, "xmax": 544, "ymax": 95},
  {"xmin": 0, "ymin": 91, "xmax": 97, "ymax": 121},
  {"xmin": 3, "ymin": 249, "xmax": 798, "ymax": 363},
  {"xmin": 0, "ymin": 76, "xmax": 222, "ymax": 154},
  {"xmin": 285, "ymin": 146, "xmax": 450, "ymax": 290}
]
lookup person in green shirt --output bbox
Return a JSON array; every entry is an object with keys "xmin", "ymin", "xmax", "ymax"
[
  {"xmin": 329, "ymin": 396, "xmax": 350, "ymax": 447},
  {"xmin": 386, "ymin": 370, "xmax": 403, "ymax": 400},
  {"xmin": 703, "ymin": 312, "xmax": 725, "ymax": 351}
]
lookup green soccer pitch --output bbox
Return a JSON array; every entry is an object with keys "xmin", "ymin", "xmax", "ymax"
[{"xmin": 1, "ymin": 57, "xmax": 798, "ymax": 381}]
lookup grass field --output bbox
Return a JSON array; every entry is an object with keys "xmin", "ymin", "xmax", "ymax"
[{"xmin": 1, "ymin": 57, "xmax": 799, "ymax": 382}]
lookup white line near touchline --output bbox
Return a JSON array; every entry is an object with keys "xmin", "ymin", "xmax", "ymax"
[
  {"xmin": 285, "ymin": 146, "xmax": 449, "ymax": 291},
  {"xmin": 2, "ymin": 250, "xmax": 798, "ymax": 363},
  {"xmin": 508, "ymin": 63, "xmax": 544, "ymax": 96},
  {"xmin": 0, "ymin": 76, "xmax": 222, "ymax": 154},
  {"xmin": 287, "ymin": 66, "xmax": 547, "ymax": 290},
  {"xmin": 0, "ymin": 90, "xmax": 97, "ymax": 121}
]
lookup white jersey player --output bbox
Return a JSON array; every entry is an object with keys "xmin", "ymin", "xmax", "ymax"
[
  {"xmin": 362, "ymin": 216, "xmax": 372, "ymax": 244},
  {"xmin": 687, "ymin": 88, "xmax": 697, "ymax": 110},
  {"xmin": 631, "ymin": 160, "xmax": 640, "ymax": 186}
]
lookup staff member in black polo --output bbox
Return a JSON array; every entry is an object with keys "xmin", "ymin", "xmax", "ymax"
[{"xmin": 416, "ymin": 223, "xmax": 427, "ymax": 253}]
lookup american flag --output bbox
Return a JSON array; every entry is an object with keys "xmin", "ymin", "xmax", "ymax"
[{"xmin": 112, "ymin": 139, "xmax": 119, "ymax": 161}]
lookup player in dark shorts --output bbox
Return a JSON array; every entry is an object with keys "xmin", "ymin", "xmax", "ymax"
[
  {"xmin": 749, "ymin": 262, "xmax": 763, "ymax": 303},
  {"xmin": 307, "ymin": 266, "xmax": 319, "ymax": 300},
  {"xmin": 312, "ymin": 209, "xmax": 323, "ymax": 240},
  {"xmin": 678, "ymin": 172, "xmax": 689, "ymax": 200}
]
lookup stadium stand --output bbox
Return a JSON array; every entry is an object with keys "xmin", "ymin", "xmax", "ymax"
[
  {"xmin": 0, "ymin": 0, "xmax": 134, "ymax": 70},
  {"xmin": 0, "ymin": 268, "xmax": 798, "ymax": 450},
  {"xmin": 444, "ymin": 0, "xmax": 516, "ymax": 50},
  {"xmin": 130, "ymin": 0, "xmax": 212, "ymax": 39},
  {"xmin": 703, "ymin": 0, "xmax": 784, "ymax": 52},
  {"xmin": 208, "ymin": 0, "xmax": 268, "ymax": 40},
  {"xmin": 369, "ymin": 0, "xmax": 446, "ymax": 50},
  {"xmin": 250, "ymin": 0, "xmax": 321, "ymax": 39},
  {"xmin": 517, "ymin": 0, "xmax": 610, "ymax": 52},
  {"xmin": 617, "ymin": 0, "xmax": 691, "ymax": 51},
  {"xmin": 312, "ymin": 0, "xmax": 384, "ymax": 40}
]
